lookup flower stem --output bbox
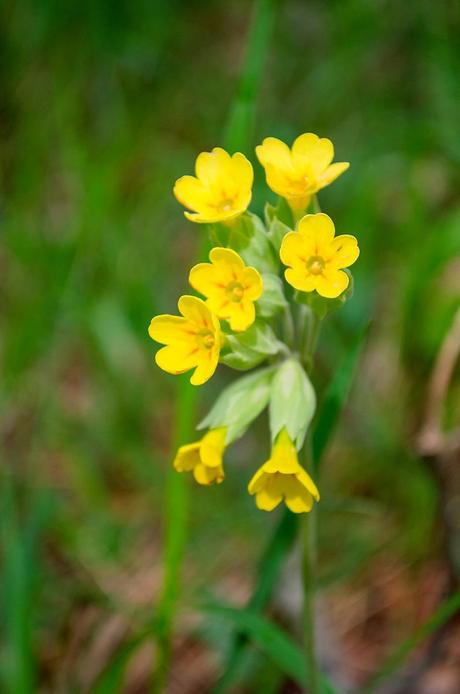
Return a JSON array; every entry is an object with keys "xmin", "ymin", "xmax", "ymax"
[
  {"xmin": 300, "ymin": 305, "xmax": 321, "ymax": 372},
  {"xmin": 300, "ymin": 304, "xmax": 322, "ymax": 693},
  {"xmin": 302, "ymin": 505, "xmax": 320, "ymax": 694}
]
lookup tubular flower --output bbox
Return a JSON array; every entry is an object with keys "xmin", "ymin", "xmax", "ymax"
[
  {"xmin": 256, "ymin": 133, "xmax": 349, "ymax": 209},
  {"xmin": 173, "ymin": 427, "xmax": 227, "ymax": 485},
  {"xmin": 248, "ymin": 428, "xmax": 319, "ymax": 513},
  {"xmin": 280, "ymin": 213, "xmax": 359, "ymax": 299},
  {"xmin": 173, "ymin": 147, "xmax": 253, "ymax": 224},
  {"xmin": 189, "ymin": 247, "xmax": 263, "ymax": 332},
  {"xmin": 148, "ymin": 295, "xmax": 221, "ymax": 386}
]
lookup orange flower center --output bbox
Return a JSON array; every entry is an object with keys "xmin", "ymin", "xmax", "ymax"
[
  {"xmin": 198, "ymin": 330, "xmax": 215, "ymax": 350},
  {"xmin": 226, "ymin": 281, "xmax": 244, "ymax": 302},
  {"xmin": 307, "ymin": 255, "xmax": 325, "ymax": 275}
]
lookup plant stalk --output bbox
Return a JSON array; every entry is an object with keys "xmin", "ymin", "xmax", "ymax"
[{"xmin": 300, "ymin": 306, "xmax": 322, "ymax": 693}]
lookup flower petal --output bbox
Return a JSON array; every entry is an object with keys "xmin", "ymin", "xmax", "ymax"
[
  {"xmin": 242, "ymin": 267, "xmax": 263, "ymax": 300},
  {"xmin": 193, "ymin": 463, "xmax": 224, "ymax": 485},
  {"xmin": 173, "ymin": 443, "xmax": 201, "ymax": 472},
  {"xmin": 178, "ymin": 295, "xmax": 214, "ymax": 329},
  {"xmin": 200, "ymin": 427, "xmax": 227, "ymax": 468},
  {"xmin": 248, "ymin": 466, "xmax": 269, "ymax": 494},
  {"xmin": 327, "ymin": 234, "xmax": 359, "ymax": 269},
  {"xmin": 155, "ymin": 344, "xmax": 199, "ymax": 375},
  {"xmin": 279, "ymin": 231, "xmax": 311, "ymax": 267},
  {"xmin": 173, "ymin": 175, "xmax": 209, "ymax": 211},
  {"xmin": 292, "ymin": 133, "xmax": 334, "ymax": 175},
  {"xmin": 255, "ymin": 486, "xmax": 282, "ymax": 512},
  {"xmin": 297, "ymin": 213, "xmax": 336, "ymax": 248},
  {"xmin": 209, "ymin": 247, "xmax": 245, "ymax": 271},
  {"xmin": 284, "ymin": 479, "xmax": 314, "ymax": 513},
  {"xmin": 189, "ymin": 262, "xmax": 221, "ymax": 297},
  {"xmin": 295, "ymin": 466, "xmax": 320, "ymax": 501},
  {"xmin": 148, "ymin": 315, "xmax": 191, "ymax": 345},
  {"xmin": 231, "ymin": 152, "xmax": 254, "ymax": 189},
  {"xmin": 229, "ymin": 301, "xmax": 255, "ymax": 332},
  {"xmin": 315, "ymin": 269, "xmax": 349, "ymax": 299},
  {"xmin": 318, "ymin": 162, "xmax": 349, "ymax": 187},
  {"xmin": 284, "ymin": 268, "xmax": 317, "ymax": 292},
  {"xmin": 195, "ymin": 147, "xmax": 232, "ymax": 187},
  {"xmin": 190, "ymin": 346, "xmax": 219, "ymax": 386},
  {"xmin": 256, "ymin": 137, "xmax": 292, "ymax": 170}
]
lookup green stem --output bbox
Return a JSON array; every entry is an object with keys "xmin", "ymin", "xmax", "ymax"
[
  {"xmin": 300, "ymin": 306, "xmax": 322, "ymax": 693},
  {"xmin": 300, "ymin": 305, "xmax": 321, "ymax": 372},
  {"xmin": 283, "ymin": 305, "xmax": 296, "ymax": 349},
  {"xmin": 302, "ymin": 507, "xmax": 320, "ymax": 694}
]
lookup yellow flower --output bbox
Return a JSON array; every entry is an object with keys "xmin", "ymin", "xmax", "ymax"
[
  {"xmin": 280, "ymin": 213, "xmax": 359, "ymax": 299},
  {"xmin": 173, "ymin": 147, "xmax": 253, "ymax": 224},
  {"xmin": 256, "ymin": 133, "xmax": 349, "ymax": 209},
  {"xmin": 173, "ymin": 427, "xmax": 227, "ymax": 485},
  {"xmin": 148, "ymin": 295, "xmax": 221, "ymax": 386},
  {"xmin": 248, "ymin": 428, "xmax": 319, "ymax": 513},
  {"xmin": 189, "ymin": 247, "xmax": 263, "ymax": 332}
]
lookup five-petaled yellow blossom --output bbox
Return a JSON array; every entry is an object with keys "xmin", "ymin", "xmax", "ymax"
[
  {"xmin": 174, "ymin": 427, "xmax": 227, "ymax": 485},
  {"xmin": 173, "ymin": 147, "xmax": 253, "ymax": 224},
  {"xmin": 189, "ymin": 247, "xmax": 263, "ymax": 332},
  {"xmin": 280, "ymin": 213, "xmax": 359, "ymax": 299},
  {"xmin": 256, "ymin": 133, "xmax": 349, "ymax": 209},
  {"xmin": 149, "ymin": 295, "xmax": 221, "ymax": 386},
  {"xmin": 248, "ymin": 428, "xmax": 319, "ymax": 513}
]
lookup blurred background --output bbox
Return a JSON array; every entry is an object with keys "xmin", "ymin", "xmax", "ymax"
[{"xmin": 1, "ymin": 0, "xmax": 460, "ymax": 692}]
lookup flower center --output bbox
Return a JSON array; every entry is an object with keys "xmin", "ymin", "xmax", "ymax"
[
  {"xmin": 197, "ymin": 330, "xmax": 215, "ymax": 350},
  {"xmin": 219, "ymin": 198, "xmax": 234, "ymax": 213},
  {"xmin": 307, "ymin": 255, "xmax": 325, "ymax": 275},
  {"xmin": 226, "ymin": 281, "xmax": 245, "ymax": 302}
]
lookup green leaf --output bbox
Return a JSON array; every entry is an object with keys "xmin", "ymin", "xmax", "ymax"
[
  {"xmin": 220, "ymin": 322, "xmax": 280, "ymax": 371},
  {"xmin": 269, "ymin": 358, "xmax": 316, "ymax": 447},
  {"xmin": 198, "ymin": 366, "xmax": 274, "ymax": 441},
  {"xmin": 266, "ymin": 217, "xmax": 292, "ymax": 254},
  {"xmin": 227, "ymin": 213, "xmax": 277, "ymax": 274},
  {"xmin": 204, "ymin": 602, "xmax": 340, "ymax": 694},
  {"xmin": 257, "ymin": 274, "xmax": 288, "ymax": 318},
  {"xmin": 235, "ymin": 321, "xmax": 280, "ymax": 355},
  {"xmin": 264, "ymin": 197, "xmax": 294, "ymax": 228},
  {"xmin": 220, "ymin": 343, "xmax": 267, "ymax": 371}
]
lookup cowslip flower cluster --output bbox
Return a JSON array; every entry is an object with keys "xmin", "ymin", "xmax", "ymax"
[{"xmin": 149, "ymin": 133, "xmax": 359, "ymax": 513}]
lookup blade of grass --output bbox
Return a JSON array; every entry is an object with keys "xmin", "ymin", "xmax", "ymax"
[
  {"xmin": 153, "ymin": 1, "xmax": 277, "ymax": 690},
  {"xmin": 224, "ymin": 0, "xmax": 277, "ymax": 153},
  {"xmin": 204, "ymin": 602, "xmax": 341, "ymax": 694},
  {"xmin": 214, "ymin": 325, "xmax": 368, "ymax": 692},
  {"xmin": 360, "ymin": 588, "xmax": 460, "ymax": 694},
  {"xmin": 0, "ymin": 479, "xmax": 53, "ymax": 693}
]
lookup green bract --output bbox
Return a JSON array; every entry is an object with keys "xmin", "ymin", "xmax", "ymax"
[
  {"xmin": 198, "ymin": 367, "xmax": 275, "ymax": 442},
  {"xmin": 269, "ymin": 358, "xmax": 316, "ymax": 448}
]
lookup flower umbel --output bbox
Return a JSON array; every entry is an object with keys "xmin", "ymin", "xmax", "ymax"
[
  {"xmin": 189, "ymin": 247, "xmax": 263, "ymax": 332},
  {"xmin": 174, "ymin": 147, "xmax": 253, "ymax": 224},
  {"xmin": 280, "ymin": 213, "xmax": 359, "ymax": 299},
  {"xmin": 174, "ymin": 427, "xmax": 227, "ymax": 485},
  {"xmin": 248, "ymin": 428, "xmax": 319, "ymax": 513},
  {"xmin": 148, "ymin": 295, "xmax": 221, "ymax": 386},
  {"xmin": 256, "ymin": 133, "xmax": 349, "ymax": 209}
]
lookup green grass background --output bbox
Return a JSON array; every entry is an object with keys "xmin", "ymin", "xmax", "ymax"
[{"xmin": 1, "ymin": 0, "xmax": 459, "ymax": 690}]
